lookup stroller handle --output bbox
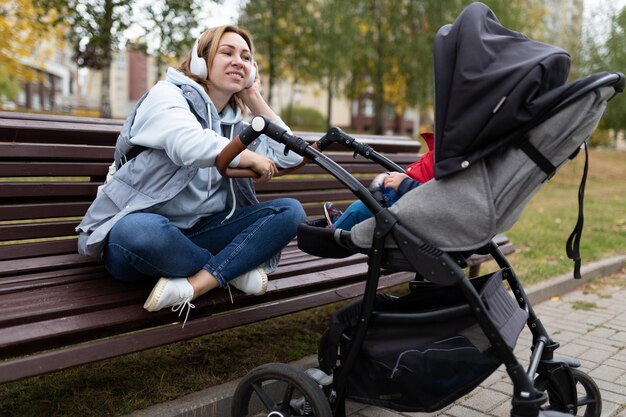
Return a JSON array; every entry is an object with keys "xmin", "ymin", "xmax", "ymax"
[
  {"xmin": 215, "ymin": 116, "xmax": 306, "ymax": 179},
  {"xmin": 217, "ymin": 116, "xmax": 388, "ymax": 215},
  {"xmin": 216, "ymin": 116, "xmax": 469, "ymax": 287}
]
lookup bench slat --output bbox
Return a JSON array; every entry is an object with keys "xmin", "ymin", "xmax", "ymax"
[
  {"xmin": 0, "ymin": 265, "xmax": 105, "ymax": 294},
  {"xmin": 0, "ymin": 261, "xmax": 382, "ymax": 354},
  {"xmin": 0, "ymin": 182, "xmax": 99, "ymax": 199},
  {"xmin": 0, "ymin": 161, "xmax": 110, "ymax": 177},
  {"xmin": 0, "ymin": 253, "xmax": 98, "ymax": 276},
  {"xmin": 0, "ymin": 142, "xmax": 113, "ymax": 160},
  {"xmin": 0, "ymin": 220, "xmax": 79, "ymax": 241},
  {"xmin": 0, "ymin": 202, "xmax": 91, "ymax": 221},
  {"xmin": 0, "ymin": 239, "xmax": 78, "ymax": 261}
]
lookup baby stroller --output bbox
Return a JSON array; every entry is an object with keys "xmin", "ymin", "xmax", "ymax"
[{"xmin": 216, "ymin": 3, "xmax": 624, "ymax": 417}]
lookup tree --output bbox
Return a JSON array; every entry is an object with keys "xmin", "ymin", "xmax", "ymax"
[
  {"xmin": 593, "ymin": 7, "xmax": 626, "ymax": 136},
  {"xmin": 340, "ymin": 0, "xmax": 464, "ymax": 134},
  {"xmin": 239, "ymin": 0, "xmax": 355, "ymax": 127},
  {"xmin": 241, "ymin": 0, "xmax": 551, "ymax": 134},
  {"xmin": 314, "ymin": 0, "xmax": 356, "ymax": 129},
  {"xmin": 239, "ymin": 0, "xmax": 317, "ymax": 107},
  {"xmin": 41, "ymin": 0, "xmax": 133, "ymax": 118},
  {"xmin": 72, "ymin": 0, "xmax": 132, "ymax": 118},
  {"xmin": 0, "ymin": 69, "xmax": 21, "ymax": 103},
  {"xmin": 0, "ymin": 0, "xmax": 63, "ymax": 82},
  {"xmin": 140, "ymin": 0, "xmax": 205, "ymax": 80}
]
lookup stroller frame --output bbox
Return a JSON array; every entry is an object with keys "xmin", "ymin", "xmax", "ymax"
[
  {"xmin": 297, "ymin": 131, "xmax": 565, "ymax": 417},
  {"xmin": 222, "ymin": 72, "xmax": 623, "ymax": 417}
]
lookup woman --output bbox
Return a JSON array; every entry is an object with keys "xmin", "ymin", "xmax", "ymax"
[{"xmin": 76, "ymin": 26, "xmax": 306, "ymax": 323}]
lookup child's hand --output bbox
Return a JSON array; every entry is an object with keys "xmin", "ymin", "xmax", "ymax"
[{"xmin": 383, "ymin": 172, "xmax": 410, "ymax": 191}]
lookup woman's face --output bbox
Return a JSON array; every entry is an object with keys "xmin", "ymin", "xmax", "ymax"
[{"xmin": 209, "ymin": 32, "xmax": 253, "ymax": 95}]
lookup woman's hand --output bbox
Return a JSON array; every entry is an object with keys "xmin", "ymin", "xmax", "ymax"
[
  {"xmin": 382, "ymin": 172, "xmax": 410, "ymax": 191},
  {"xmin": 239, "ymin": 150, "xmax": 278, "ymax": 183}
]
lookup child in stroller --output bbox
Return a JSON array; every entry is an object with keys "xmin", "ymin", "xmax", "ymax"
[
  {"xmin": 323, "ymin": 132, "xmax": 435, "ymax": 230},
  {"xmin": 214, "ymin": 3, "xmax": 624, "ymax": 416}
]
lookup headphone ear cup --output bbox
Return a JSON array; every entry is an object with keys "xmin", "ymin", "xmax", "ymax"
[
  {"xmin": 245, "ymin": 64, "xmax": 256, "ymax": 89},
  {"xmin": 189, "ymin": 39, "xmax": 207, "ymax": 79}
]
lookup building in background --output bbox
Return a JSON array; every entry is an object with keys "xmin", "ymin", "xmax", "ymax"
[
  {"xmin": 269, "ymin": 81, "xmax": 352, "ymax": 129},
  {"xmin": 17, "ymin": 39, "xmax": 78, "ymax": 113},
  {"xmin": 79, "ymin": 47, "xmax": 158, "ymax": 118},
  {"xmin": 544, "ymin": 0, "xmax": 585, "ymax": 53}
]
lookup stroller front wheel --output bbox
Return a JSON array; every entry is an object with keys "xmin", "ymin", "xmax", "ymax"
[
  {"xmin": 231, "ymin": 362, "xmax": 332, "ymax": 417},
  {"xmin": 535, "ymin": 368, "xmax": 601, "ymax": 417}
]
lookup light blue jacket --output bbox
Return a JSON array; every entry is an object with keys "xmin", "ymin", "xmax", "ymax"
[{"xmin": 76, "ymin": 68, "xmax": 302, "ymax": 265}]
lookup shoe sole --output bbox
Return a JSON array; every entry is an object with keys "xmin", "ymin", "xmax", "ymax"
[
  {"xmin": 143, "ymin": 277, "xmax": 168, "ymax": 311},
  {"xmin": 232, "ymin": 267, "xmax": 269, "ymax": 296},
  {"xmin": 323, "ymin": 204, "xmax": 334, "ymax": 228},
  {"xmin": 257, "ymin": 268, "xmax": 268, "ymax": 295}
]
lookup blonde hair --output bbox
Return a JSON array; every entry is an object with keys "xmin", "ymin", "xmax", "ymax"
[{"xmin": 179, "ymin": 25, "xmax": 254, "ymax": 115}]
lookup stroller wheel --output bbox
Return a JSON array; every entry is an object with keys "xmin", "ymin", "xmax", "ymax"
[
  {"xmin": 536, "ymin": 368, "xmax": 601, "ymax": 417},
  {"xmin": 231, "ymin": 362, "xmax": 332, "ymax": 417}
]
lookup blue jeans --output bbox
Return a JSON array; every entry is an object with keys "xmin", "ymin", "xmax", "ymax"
[
  {"xmin": 334, "ymin": 188, "xmax": 401, "ymax": 231},
  {"xmin": 103, "ymin": 198, "xmax": 306, "ymax": 287}
]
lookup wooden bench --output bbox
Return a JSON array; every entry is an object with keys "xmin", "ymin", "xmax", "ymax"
[{"xmin": 0, "ymin": 111, "xmax": 514, "ymax": 384}]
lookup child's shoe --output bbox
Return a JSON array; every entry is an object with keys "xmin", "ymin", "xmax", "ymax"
[{"xmin": 323, "ymin": 202, "xmax": 343, "ymax": 228}]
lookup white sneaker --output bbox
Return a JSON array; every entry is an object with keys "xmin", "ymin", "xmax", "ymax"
[
  {"xmin": 143, "ymin": 277, "xmax": 195, "ymax": 312},
  {"xmin": 230, "ymin": 267, "xmax": 268, "ymax": 295}
]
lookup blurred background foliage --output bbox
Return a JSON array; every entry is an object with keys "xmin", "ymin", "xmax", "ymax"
[{"xmin": 0, "ymin": 0, "xmax": 624, "ymax": 136}]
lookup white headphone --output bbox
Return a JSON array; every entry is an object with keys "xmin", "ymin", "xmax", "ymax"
[
  {"xmin": 189, "ymin": 37, "xmax": 256, "ymax": 88},
  {"xmin": 190, "ymin": 38, "xmax": 207, "ymax": 79}
]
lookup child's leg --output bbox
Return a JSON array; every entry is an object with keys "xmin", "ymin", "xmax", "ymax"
[
  {"xmin": 334, "ymin": 186, "xmax": 404, "ymax": 231},
  {"xmin": 382, "ymin": 187, "xmax": 402, "ymax": 206},
  {"xmin": 333, "ymin": 200, "xmax": 374, "ymax": 231}
]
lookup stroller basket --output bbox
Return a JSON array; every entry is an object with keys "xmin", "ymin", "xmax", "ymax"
[{"xmin": 320, "ymin": 270, "xmax": 528, "ymax": 412}]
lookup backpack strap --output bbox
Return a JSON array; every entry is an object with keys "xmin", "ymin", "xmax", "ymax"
[{"xmin": 114, "ymin": 91, "xmax": 151, "ymax": 170}]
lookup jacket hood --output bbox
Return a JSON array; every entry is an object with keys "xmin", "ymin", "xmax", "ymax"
[
  {"xmin": 165, "ymin": 67, "xmax": 243, "ymax": 128},
  {"xmin": 166, "ymin": 67, "xmax": 211, "ymax": 103}
]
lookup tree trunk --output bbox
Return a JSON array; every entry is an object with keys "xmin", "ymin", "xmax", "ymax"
[
  {"xmin": 373, "ymin": 7, "xmax": 386, "ymax": 135},
  {"xmin": 100, "ymin": 63, "xmax": 112, "ymax": 118},
  {"xmin": 266, "ymin": 0, "xmax": 277, "ymax": 107},
  {"xmin": 326, "ymin": 77, "xmax": 333, "ymax": 130},
  {"xmin": 156, "ymin": 54, "xmax": 164, "ymax": 81}
]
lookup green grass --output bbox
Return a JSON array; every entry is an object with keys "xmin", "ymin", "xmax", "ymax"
[
  {"xmin": 500, "ymin": 149, "xmax": 626, "ymax": 283},
  {"xmin": 571, "ymin": 300, "xmax": 599, "ymax": 311},
  {"xmin": 0, "ymin": 149, "xmax": 625, "ymax": 417}
]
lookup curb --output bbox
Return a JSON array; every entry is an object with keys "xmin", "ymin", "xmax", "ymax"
[
  {"xmin": 524, "ymin": 254, "xmax": 626, "ymax": 304},
  {"xmin": 124, "ymin": 255, "xmax": 626, "ymax": 417}
]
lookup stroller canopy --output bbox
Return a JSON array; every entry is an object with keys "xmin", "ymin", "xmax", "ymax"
[{"xmin": 433, "ymin": 2, "xmax": 571, "ymax": 179}]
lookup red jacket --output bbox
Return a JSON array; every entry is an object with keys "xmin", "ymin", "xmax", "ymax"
[{"xmin": 405, "ymin": 132, "xmax": 435, "ymax": 183}]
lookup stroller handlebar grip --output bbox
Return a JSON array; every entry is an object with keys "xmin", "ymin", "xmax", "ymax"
[
  {"xmin": 215, "ymin": 117, "xmax": 269, "ymax": 178},
  {"xmin": 216, "ymin": 115, "xmax": 312, "ymax": 178},
  {"xmin": 239, "ymin": 115, "xmax": 268, "ymax": 146}
]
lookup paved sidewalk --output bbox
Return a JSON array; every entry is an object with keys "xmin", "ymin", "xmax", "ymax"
[{"xmin": 126, "ymin": 256, "xmax": 626, "ymax": 417}]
